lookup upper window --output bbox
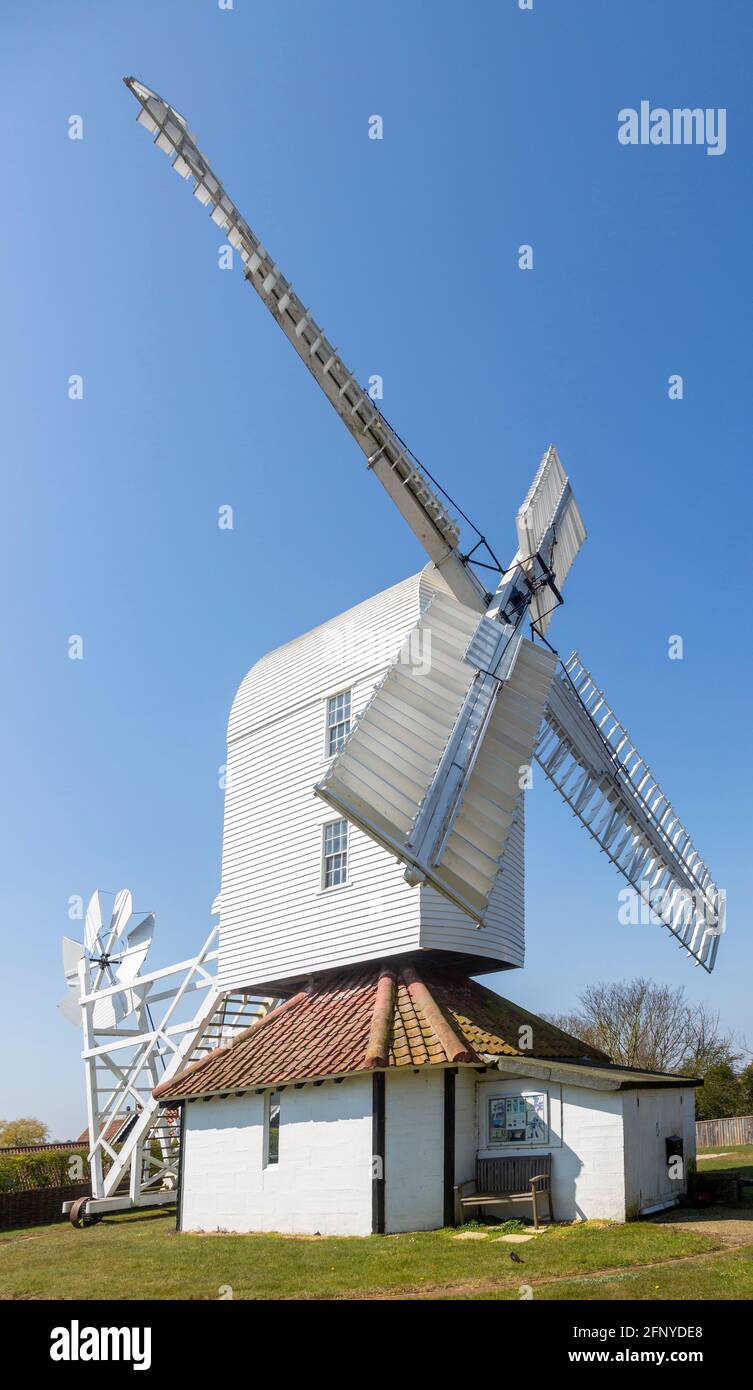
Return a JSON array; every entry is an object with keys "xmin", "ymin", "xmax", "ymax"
[
  {"xmin": 323, "ymin": 818, "xmax": 348, "ymax": 888},
  {"xmin": 326, "ymin": 690, "xmax": 351, "ymax": 756}
]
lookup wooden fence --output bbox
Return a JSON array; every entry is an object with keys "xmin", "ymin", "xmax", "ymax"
[
  {"xmin": 0, "ymin": 1183, "xmax": 90, "ymax": 1231},
  {"xmin": 697, "ymin": 1115, "xmax": 753, "ymax": 1149},
  {"xmin": 0, "ymin": 1141, "xmax": 84, "ymax": 1155}
]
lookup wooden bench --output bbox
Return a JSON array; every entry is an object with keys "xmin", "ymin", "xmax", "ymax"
[{"xmin": 455, "ymin": 1155, "xmax": 553, "ymax": 1230}]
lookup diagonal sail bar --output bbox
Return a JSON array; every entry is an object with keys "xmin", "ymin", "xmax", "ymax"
[{"xmin": 123, "ymin": 77, "xmax": 487, "ymax": 613}]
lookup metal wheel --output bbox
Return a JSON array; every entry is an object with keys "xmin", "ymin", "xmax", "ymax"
[{"xmin": 69, "ymin": 1196, "xmax": 102, "ymax": 1228}]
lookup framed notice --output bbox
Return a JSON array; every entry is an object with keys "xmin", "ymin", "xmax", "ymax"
[{"xmin": 488, "ymin": 1092, "xmax": 548, "ymax": 1145}]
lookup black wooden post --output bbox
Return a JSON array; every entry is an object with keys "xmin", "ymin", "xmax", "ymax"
[
  {"xmin": 372, "ymin": 1071, "xmax": 386, "ymax": 1234},
  {"xmin": 443, "ymin": 1068, "xmax": 457, "ymax": 1227}
]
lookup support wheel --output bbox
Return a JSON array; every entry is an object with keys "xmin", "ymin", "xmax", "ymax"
[{"xmin": 69, "ymin": 1196, "xmax": 102, "ymax": 1228}]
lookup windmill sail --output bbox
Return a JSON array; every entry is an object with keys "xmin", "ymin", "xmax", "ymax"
[
  {"xmin": 513, "ymin": 446, "xmax": 587, "ymax": 636},
  {"xmin": 316, "ymin": 590, "xmax": 557, "ymax": 921},
  {"xmin": 429, "ymin": 639, "xmax": 557, "ymax": 915},
  {"xmin": 535, "ymin": 653, "xmax": 723, "ymax": 971},
  {"xmin": 123, "ymin": 77, "xmax": 487, "ymax": 615},
  {"xmin": 59, "ymin": 891, "xmax": 156, "ymax": 1029}
]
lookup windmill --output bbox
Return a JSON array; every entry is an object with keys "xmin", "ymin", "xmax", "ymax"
[
  {"xmin": 59, "ymin": 890, "xmax": 273, "ymax": 1224},
  {"xmin": 121, "ymin": 76, "xmax": 724, "ymax": 975}
]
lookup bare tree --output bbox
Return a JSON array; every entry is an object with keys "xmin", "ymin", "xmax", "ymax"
[
  {"xmin": 546, "ymin": 978, "xmax": 741, "ymax": 1075},
  {"xmin": 682, "ymin": 1002, "xmax": 742, "ymax": 1075}
]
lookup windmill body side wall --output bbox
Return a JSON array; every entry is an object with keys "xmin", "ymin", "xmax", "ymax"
[
  {"xmin": 418, "ymin": 799, "xmax": 526, "ymax": 968},
  {"xmin": 218, "ymin": 568, "xmax": 526, "ymax": 991},
  {"xmin": 218, "ymin": 576, "xmax": 425, "ymax": 991}
]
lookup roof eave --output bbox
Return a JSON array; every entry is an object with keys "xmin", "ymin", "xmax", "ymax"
[
  {"xmin": 484, "ymin": 1054, "xmax": 703, "ymax": 1091},
  {"xmin": 157, "ymin": 1057, "xmax": 490, "ymax": 1105}
]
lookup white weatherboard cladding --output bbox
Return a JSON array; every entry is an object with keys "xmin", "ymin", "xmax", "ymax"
[
  {"xmin": 220, "ymin": 575, "xmax": 423, "ymax": 989},
  {"xmin": 419, "ymin": 795, "xmax": 526, "ymax": 967},
  {"xmin": 218, "ymin": 568, "xmax": 526, "ymax": 990},
  {"xmin": 622, "ymin": 1087, "xmax": 695, "ymax": 1216},
  {"xmin": 316, "ymin": 589, "xmax": 480, "ymax": 859}
]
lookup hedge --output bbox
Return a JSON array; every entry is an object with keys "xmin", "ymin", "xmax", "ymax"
[{"xmin": 0, "ymin": 1149, "xmax": 90, "ymax": 1193}]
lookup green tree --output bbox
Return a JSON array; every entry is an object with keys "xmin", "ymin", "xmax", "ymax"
[
  {"xmin": 737, "ymin": 1062, "xmax": 753, "ymax": 1116},
  {"xmin": 695, "ymin": 1064, "xmax": 745, "ymax": 1122},
  {"xmin": 0, "ymin": 1117, "xmax": 50, "ymax": 1148}
]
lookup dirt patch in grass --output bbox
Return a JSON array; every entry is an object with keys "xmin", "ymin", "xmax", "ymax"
[{"xmin": 648, "ymin": 1206, "xmax": 753, "ymax": 1246}]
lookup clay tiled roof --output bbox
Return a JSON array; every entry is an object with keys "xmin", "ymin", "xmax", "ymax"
[
  {"xmin": 154, "ymin": 963, "xmax": 608, "ymax": 1102},
  {"xmin": 76, "ymin": 1114, "xmax": 134, "ymax": 1146}
]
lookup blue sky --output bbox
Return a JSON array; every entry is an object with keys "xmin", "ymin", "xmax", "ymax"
[{"xmin": 1, "ymin": 0, "xmax": 750, "ymax": 1137}]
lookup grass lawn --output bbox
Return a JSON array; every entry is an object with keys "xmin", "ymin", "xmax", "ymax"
[
  {"xmin": 1, "ymin": 1146, "xmax": 751, "ymax": 1301},
  {"xmin": 534, "ymin": 1249, "xmax": 753, "ymax": 1301},
  {"xmin": 696, "ymin": 1144, "xmax": 753, "ymax": 1208},
  {"xmin": 698, "ymin": 1144, "xmax": 753, "ymax": 1174},
  {"xmin": 449, "ymin": 1248, "xmax": 753, "ymax": 1301},
  {"xmin": 0, "ymin": 1211, "xmax": 731, "ymax": 1301}
]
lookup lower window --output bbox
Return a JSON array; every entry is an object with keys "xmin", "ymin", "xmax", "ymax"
[
  {"xmin": 265, "ymin": 1090, "xmax": 281, "ymax": 1166},
  {"xmin": 322, "ymin": 818, "xmax": 348, "ymax": 888}
]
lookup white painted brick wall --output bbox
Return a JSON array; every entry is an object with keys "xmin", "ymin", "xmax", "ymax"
[
  {"xmin": 181, "ymin": 1079, "xmax": 373, "ymax": 1236},
  {"xmin": 179, "ymin": 1067, "xmax": 684, "ymax": 1235},
  {"xmin": 385, "ymin": 1069, "xmax": 445, "ymax": 1232},
  {"xmin": 475, "ymin": 1075, "xmax": 627, "ymax": 1222},
  {"xmin": 559, "ymin": 1085, "xmax": 626, "ymax": 1222}
]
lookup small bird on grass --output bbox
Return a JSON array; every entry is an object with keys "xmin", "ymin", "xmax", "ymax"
[{"xmin": 509, "ymin": 1251, "xmax": 524, "ymax": 1263}]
